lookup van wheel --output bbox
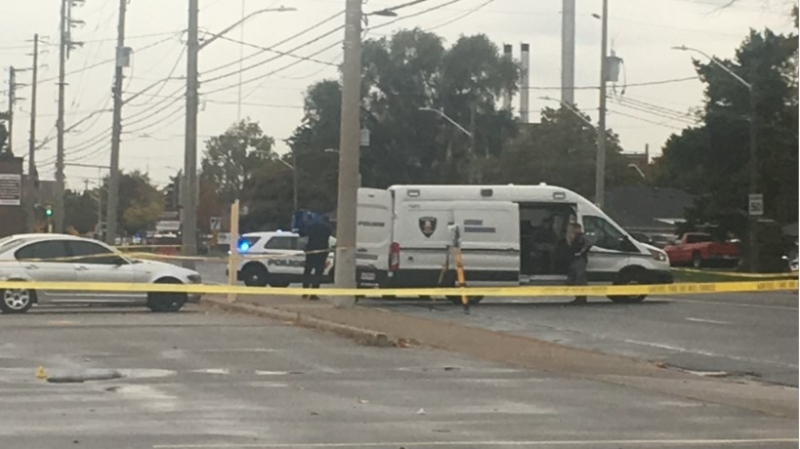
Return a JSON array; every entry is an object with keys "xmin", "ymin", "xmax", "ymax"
[
  {"xmin": 447, "ymin": 295, "xmax": 484, "ymax": 306},
  {"xmin": 607, "ymin": 269, "xmax": 647, "ymax": 304},
  {"xmin": 242, "ymin": 263, "xmax": 268, "ymax": 287},
  {"xmin": 692, "ymin": 252, "xmax": 703, "ymax": 268}
]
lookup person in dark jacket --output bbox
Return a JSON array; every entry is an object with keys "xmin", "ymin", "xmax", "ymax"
[
  {"xmin": 301, "ymin": 216, "xmax": 332, "ymax": 299},
  {"xmin": 566, "ymin": 222, "xmax": 591, "ymax": 304}
]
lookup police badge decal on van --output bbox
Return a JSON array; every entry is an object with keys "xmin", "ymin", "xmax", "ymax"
[{"xmin": 419, "ymin": 217, "xmax": 437, "ymax": 238}]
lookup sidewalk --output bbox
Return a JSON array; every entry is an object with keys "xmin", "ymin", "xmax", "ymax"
[{"xmin": 202, "ymin": 293, "xmax": 798, "ymax": 418}]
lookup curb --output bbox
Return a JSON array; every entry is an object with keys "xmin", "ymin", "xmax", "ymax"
[{"xmin": 201, "ymin": 297, "xmax": 394, "ymax": 348}]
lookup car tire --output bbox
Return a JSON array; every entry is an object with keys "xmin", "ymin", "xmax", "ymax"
[
  {"xmin": 241, "ymin": 263, "xmax": 268, "ymax": 287},
  {"xmin": 692, "ymin": 252, "xmax": 703, "ymax": 268},
  {"xmin": 147, "ymin": 278, "xmax": 187, "ymax": 313},
  {"xmin": 607, "ymin": 269, "xmax": 648, "ymax": 304},
  {"xmin": 268, "ymin": 281, "xmax": 291, "ymax": 288},
  {"xmin": 0, "ymin": 288, "xmax": 34, "ymax": 314}
]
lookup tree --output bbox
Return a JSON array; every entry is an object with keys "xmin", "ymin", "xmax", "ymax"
[
  {"xmin": 0, "ymin": 122, "xmax": 11, "ymax": 159},
  {"xmin": 261, "ymin": 29, "xmax": 520, "ymax": 228},
  {"xmin": 653, "ymin": 28, "xmax": 798, "ymax": 269},
  {"xmin": 64, "ymin": 190, "xmax": 98, "ymax": 234},
  {"xmin": 100, "ymin": 171, "xmax": 164, "ymax": 236},
  {"xmin": 483, "ymin": 106, "xmax": 635, "ymax": 197},
  {"xmin": 200, "ymin": 119, "xmax": 274, "ymax": 204}
]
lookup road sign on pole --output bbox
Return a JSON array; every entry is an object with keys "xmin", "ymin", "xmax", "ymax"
[
  {"xmin": 210, "ymin": 216, "xmax": 221, "ymax": 231},
  {"xmin": 748, "ymin": 194, "xmax": 763, "ymax": 216}
]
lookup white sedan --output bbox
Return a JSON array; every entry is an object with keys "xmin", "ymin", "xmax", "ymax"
[{"xmin": 0, "ymin": 234, "xmax": 202, "ymax": 314}]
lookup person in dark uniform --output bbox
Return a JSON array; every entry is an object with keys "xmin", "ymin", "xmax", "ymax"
[
  {"xmin": 301, "ymin": 216, "xmax": 332, "ymax": 299},
  {"xmin": 566, "ymin": 222, "xmax": 591, "ymax": 304}
]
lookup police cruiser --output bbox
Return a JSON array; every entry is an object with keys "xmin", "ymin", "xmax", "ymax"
[{"xmin": 235, "ymin": 231, "xmax": 336, "ymax": 287}]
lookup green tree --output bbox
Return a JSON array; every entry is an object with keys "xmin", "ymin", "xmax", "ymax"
[
  {"xmin": 200, "ymin": 119, "xmax": 274, "ymax": 204},
  {"xmin": 100, "ymin": 171, "xmax": 164, "ymax": 236},
  {"xmin": 484, "ymin": 106, "xmax": 635, "ymax": 197},
  {"xmin": 653, "ymin": 29, "xmax": 798, "ymax": 235},
  {"xmin": 265, "ymin": 29, "xmax": 519, "ymax": 226},
  {"xmin": 64, "ymin": 190, "xmax": 98, "ymax": 234}
]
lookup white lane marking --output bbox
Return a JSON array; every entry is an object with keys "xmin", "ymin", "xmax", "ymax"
[
  {"xmin": 153, "ymin": 438, "xmax": 799, "ymax": 448},
  {"xmin": 620, "ymin": 339, "xmax": 799, "ymax": 369},
  {"xmin": 666, "ymin": 297, "xmax": 797, "ymax": 311},
  {"xmin": 193, "ymin": 368, "xmax": 230, "ymax": 375},
  {"xmin": 685, "ymin": 317, "xmax": 732, "ymax": 325}
]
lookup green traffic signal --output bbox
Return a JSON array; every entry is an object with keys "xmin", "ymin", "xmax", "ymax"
[{"xmin": 45, "ymin": 206, "xmax": 53, "ymax": 217}]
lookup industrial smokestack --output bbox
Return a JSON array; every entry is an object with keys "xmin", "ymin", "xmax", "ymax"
[
  {"xmin": 503, "ymin": 44, "xmax": 513, "ymax": 111},
  {"xmin": 520, "ymin": 43, "xmax": 530, "ymax": 123},
  {"xmin": 561, "ymin": 0, "xmax": 576, "ymax": 105}
]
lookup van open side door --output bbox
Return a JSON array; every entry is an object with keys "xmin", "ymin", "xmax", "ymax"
[{"xmin": 356, "ymin": 188, "xmax": 393, "ymax": 286}]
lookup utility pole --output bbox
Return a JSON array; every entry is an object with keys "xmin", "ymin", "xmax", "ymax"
[
  {"xmin": 183, "ymin": 0, "xmax": 200, "ymax": 267},
  {"xmin": 594, "ymin": 0, "xmax": 609, "ymax": 208},
  {"xmin": 561, "ymin": 0, "xmax": 576, "ymax": 105},
  {"xmin": 26, "ymin": 35, "xmax": 39, "ymax": 232},
  {"xmin": 106, "ymin": 0, "xmax": 128, "ymax": 245},
  {"xmin": 55, "ymin": 0, "xmax": 67, "ymax": 233},
  {"xmin": 7, "ymin": 67, "xmax": 17, "ymax": 155},
  {"xmin": 332, "ymin": 0, "xmax": 362, "ymax": 307}
]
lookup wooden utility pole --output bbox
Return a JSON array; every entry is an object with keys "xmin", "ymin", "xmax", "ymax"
[
  {"xmin": 26, "ymin": 35, "xmax": 39, "ymax": 232},
  {"xmin": 106, "ymin": 0, "xmax": 128, "ymax": 245},
  {"xmin": 182, "ymin": 0, "xmax": 200, "ymax": 268}
]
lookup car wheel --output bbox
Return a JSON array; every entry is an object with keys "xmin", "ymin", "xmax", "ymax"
[
  {"xmin": 691, "ymin": 252, "xmax": 703, "ymax": 268},
  {"xmin": 268, "ymin": 281, "xmax": 291, "ymax": 288},
  {"xmin": 242, "ymin": 263, "xmax": 268, "ymax": 287},
  {"xmin": 147, "ymin": 278, "xmax": 187, "ymax": 313},
  {"xmin": 0, "ymin": 288, "xmax": 34, "ymax": 314},
  {"xmin": 607, "ymin": 269, "xmax": 647, "ymax": 304}
]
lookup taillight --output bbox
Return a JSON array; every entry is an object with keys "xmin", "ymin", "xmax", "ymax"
[{"xmin": 389, "ymin": 242, "xmax": 400, "ymax": 271}]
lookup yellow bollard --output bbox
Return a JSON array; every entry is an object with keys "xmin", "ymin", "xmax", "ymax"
[{"xmin": 36, "ymin": 366, "xmax": 47, "ymax": 380}]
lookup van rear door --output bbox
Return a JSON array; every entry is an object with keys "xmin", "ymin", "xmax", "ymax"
[
  {"xmin": 356, "ymin": 188, "xmax": 393, "ymax": 284},
  {"xmin": 452, "ymin": 201, "xmax": 520, "ymax": 285}
]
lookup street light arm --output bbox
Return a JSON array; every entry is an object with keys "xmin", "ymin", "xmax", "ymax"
[
  {"xmin": 418, "ymin": 107, "xmax": 473, "ymax": 138},
  {"xmin": 672, "ymin": 45, "xmax": 752, "ymax": 90},
  {"xmin": 199, "ymin": 6, "xmax": 296, "ymax": 50}
]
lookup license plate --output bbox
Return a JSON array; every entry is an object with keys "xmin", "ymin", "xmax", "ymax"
[{"xmin": 360, "ymin": 272, "xmax": 376, "ymax": 281}]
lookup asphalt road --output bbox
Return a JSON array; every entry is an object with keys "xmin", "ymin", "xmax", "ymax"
[
  {"xmin": 0, "ymin": 306, "xmax": 796, "ymax": 449},
  {"xmin": 358, "ymin": 292, "xmax": 799, "ymax": 387},
  {"xmin": 194, "ymin": 261, "xmax": 798, "ymax": 386}
]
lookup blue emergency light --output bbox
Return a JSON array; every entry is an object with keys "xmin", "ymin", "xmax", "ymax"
[{"xmin": 237, "ymin": 239, "xmax": 251, "ymax": 253}]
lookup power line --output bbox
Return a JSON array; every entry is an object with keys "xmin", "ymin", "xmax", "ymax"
[
  {"xmin": 526, "ymin": 76, "xmax": 699, "ymax": 90},
  {"xmin": 607, "ymin": 108, "xmax": 686, "ymax": 130},
  {"xmin": 424, "ymin": 0, "xmax": 495, "ymax": 31},
  {"xmin": 37, "ymin": 33, "xmax": 181, "ymax": 86},
  {"xmin": 202, "ymin": 10, "xmax": 344, "ymax": 75},
  {"xmin": 368, "ymin": 0, "xmax": 468, "ymax": 31},
  {"xmin": 202, "ymin": 25, "xmax": 344, "ymax": 84},
  {"xmin": 214, "ymin": 35, "xmax": 339, "ymax": 67}
]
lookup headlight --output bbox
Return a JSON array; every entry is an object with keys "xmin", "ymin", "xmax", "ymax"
[
  {"xmin": 187, "ymin": 274, "xmax": 202, "ymax": 284},
  {"xmin": 648, "ymin": 249, "xmax": 667, "ymax": 262}
]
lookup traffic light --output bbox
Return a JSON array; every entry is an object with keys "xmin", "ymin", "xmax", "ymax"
[{"xmin": 45, "ymin": 205, "xmax": 53, "ymax": 217}]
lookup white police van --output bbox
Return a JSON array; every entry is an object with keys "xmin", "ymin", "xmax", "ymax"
[
  {"xmin": 235, "ymin": 231, "xmax": 336, "ymax": 287},
  {"xmin": 356, "ymin": 184, "xmax": 672, "ymax": 304}
]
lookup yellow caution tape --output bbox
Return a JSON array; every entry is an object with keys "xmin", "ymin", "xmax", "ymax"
[
  {"xmin": 0, "ymin": 280, "xmax": 796, "ymax": 297},
  {"xmin": 672, "ymin": 267, "xmax": 799, "ymax": 278}
]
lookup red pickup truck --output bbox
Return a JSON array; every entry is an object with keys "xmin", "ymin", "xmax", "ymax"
[{"xmin": 664, "ymin": 233, "xmax": 741, "ymax": 268}]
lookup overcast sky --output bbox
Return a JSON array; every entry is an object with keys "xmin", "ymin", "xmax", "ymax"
[{"xmin": 1, "ymin": 0, "xmax": 795, "ymax": 190}]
